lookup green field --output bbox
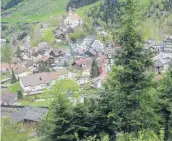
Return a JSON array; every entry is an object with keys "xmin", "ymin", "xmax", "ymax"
[{"xmin": 2, "ymin": 0, "xmax": 69, "ymax": 23}]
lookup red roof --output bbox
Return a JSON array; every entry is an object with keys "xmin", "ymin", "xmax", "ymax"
[{"xmin": 0, "ymin": 63, "xmax": 21, "ymax": 70}]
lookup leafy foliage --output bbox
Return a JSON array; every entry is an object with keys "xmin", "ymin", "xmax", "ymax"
[
  {"xmin": 1, "ymin": 118, "xmax": 30, "ymax": 141},
  {"xmin": 117, "ymin": 129, "xmax": 164, "ymax": 141},
  {"xmin": 2, "ymin": 45, "xmax": 12, "ymax": 63}
]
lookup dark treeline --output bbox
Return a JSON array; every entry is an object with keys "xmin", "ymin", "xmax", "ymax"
[
  {"xmin": 1, "ymin": 0, "xmax": 24, "ymax": 10},
  {"xmin": 67, "ymin": 0, "xmax": 99, "ymax": 10}
]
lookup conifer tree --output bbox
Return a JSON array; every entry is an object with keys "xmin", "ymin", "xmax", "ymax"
[
  {"xmin": 11, "ymin": 69, "xmax": 17, "ymax": 84},
  {"xmin": 158, "ymin": 65, "xmax": 172, "ymax": 140},
  {"xmin": 106, "ymin": 0, "xmax": 159, "ymax": 134},
  {"xmin": 91, "ymin": 59, "xmax": 100, "ymax": 78}
]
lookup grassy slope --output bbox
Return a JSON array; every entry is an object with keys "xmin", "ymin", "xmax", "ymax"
[{"xmin": 2, "ymin": 0, "xmax": 69, "ymax": 23}]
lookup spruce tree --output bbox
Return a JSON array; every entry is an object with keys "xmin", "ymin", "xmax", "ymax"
[
  {"xmin": 158, "ymin": 65, "xmax": 172, "ymax": 140},
  {"xmin": 106, "ymin": 0, "xmax": 159, "ymax": 134},
  {"xmin": 91, "ymin": 59, "xmax": 100, "ymax": 78},
  {"xmin": 11, "ymin": 69, "xmax": 17, "ymax": 84},
  {"xmin": 17, "ymin": 90, "xmax": 23, "ymax": 99}
]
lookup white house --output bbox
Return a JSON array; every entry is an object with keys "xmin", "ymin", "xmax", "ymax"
[
  {"xmin": 153, "ymin": 52, "xmax": 172, "ymax": 72},
  {"xmin": 20, "ymin": 72, "xmax": 59, "ymax": 94},
  {"xmin": 64, "ymin": 10, "xmax": 82, "ymax": 28},
  {"xmin": 91, "ymin": 40, "xmax": 104, "ymax": 52}
]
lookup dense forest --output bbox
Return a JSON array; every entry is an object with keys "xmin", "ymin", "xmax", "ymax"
[
  {"xmin": 67, "ymin": 0, "xmax": 98, "ymax": 10},
  {"xmin": 1, "ymin": 0, "xmax": 24, "ymax": 10}
]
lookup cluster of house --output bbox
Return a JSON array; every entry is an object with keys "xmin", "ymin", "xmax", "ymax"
[
  {"xmin": 145, "ymin": 36, "xmax": 172, "ymax": 73},
  {"xmin": 1, "ymin": 36, "xmax": 120, "ymax": 96}
]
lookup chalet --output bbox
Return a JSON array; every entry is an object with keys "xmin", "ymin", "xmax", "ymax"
[
  {"xmin": 49, "ymin": 49, "xmax": 64, "ymax": 58},
  {"xmin": 11, "ymin": 106, "xmax": 48, "ymax": 127},
  {"xmin": 64, "ymin": 10, "xmax": 82, "ymax": 28},
  {"xmin": 1, "ymin": 91, "xmax": 18, "ymax": 105},
  {"xmin": 72, "ymin": 58, "xmax": 92, "ymax": 71},
  {"xmin": 20, "ymin": 72, "xmax": 59, "ymax": 94},
  {"xmin": 36, "ymin": 55, "xmax": 55, "ymax": 66},
  {"xmin": 91, "ymin": 40, "xmax": 104, "ymax": 52},
  {"xmin": 153, "ymin": 52, "xmax": 172, "ymax": 72}
]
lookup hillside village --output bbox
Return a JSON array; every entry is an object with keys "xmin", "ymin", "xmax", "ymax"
[
  {"xmin": 1, "ymin": 0, "xmax": 172, "ymax": 140},
  {"xmin": 1, "ymin": 10, "xmax": 172, "ymax": 92},
  {"xmin": 1, "ymin": 8, "xmax": 172, "ymax": 107}
]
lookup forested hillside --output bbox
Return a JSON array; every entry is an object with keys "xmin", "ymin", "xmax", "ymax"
[
  {"xmin": 1, "ymin": 0, "xmax": 24, "ymax": 10},
  {"xmin": 74, "ymin": 0, "xmax": 172, "ymax": 39},
  {"xmin": 67, "ymin": 0, "xmax": 98, "ymax": 10}
]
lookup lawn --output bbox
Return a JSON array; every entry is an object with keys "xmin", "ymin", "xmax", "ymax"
[
  {"xmin": 20, "ymin": 92, "xmax": 52, "ymax": 107},
  {"xmin": 40, "ymin": 27, "xmax": 56, "ymax": 44},
  {"xmin": 2, "ymin": 0, "xmax": 69, "ymax": 23},
  {"xmin": 20, "ymin": 98, "xmax": 52, "ymax": 107},
  {"xmin": 2, "ymin": 82, "xmax": 22, "ymax": 93}
]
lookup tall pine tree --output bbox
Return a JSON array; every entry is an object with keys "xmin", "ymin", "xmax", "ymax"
[
  {"xmin": 91, "ymin": 58, "xmax": 100, "ymax": 78},
  {"xmin": 11, "ymin": 69, "xmax": 17, "ymax": 84},
  {"xmin": 158, "ymin": 65, "xmax": 172, "ymax": 141},
  {"xmin": 106, "ymin": 0, "xmax": 159, "ymax": 134}
]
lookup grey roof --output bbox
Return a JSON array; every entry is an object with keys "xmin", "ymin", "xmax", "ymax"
[
  {"xmin": 11, "ymin": 106, "xmax": 48, "ymax": 123},
  {"xmin": 25, "ymin": 60, "xmax": 34, "ymax": 67},
  {"xmin": 1, "ymin": 91, "xmax": 17, "ymax": 105},
  {"xmin": 20, "ymin": 72, "xmax": 59, "ymax": 87}
]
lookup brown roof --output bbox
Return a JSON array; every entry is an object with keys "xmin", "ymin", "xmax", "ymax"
[
  {"xmin": 20, "ymin": 72, "xmax": 58, "ymax": 87},
  {"xmin": 14, "ymin": 67, "xmax": 30, "ymax": 74},
  {"xmin": 0, "ymin": 63, "xmax": 20, "ymax": 71},
  {"xmin": 74, "ymin": 58, "xmax": 92, "ymax": 66},
  {"xmin": 37, "ymin": 55, "xmax": 54, "ymax": 62},
  {"xmin": 1, "ymin": 91, "xmax": 17, "ymax": 105}
]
